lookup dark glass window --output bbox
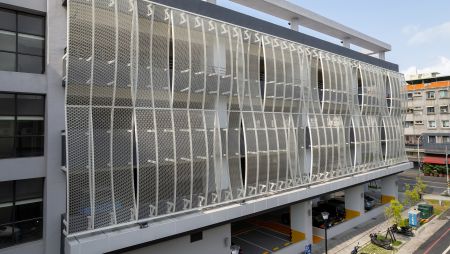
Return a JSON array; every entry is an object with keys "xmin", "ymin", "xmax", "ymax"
[
  {"xmin": 17, "ymin": 14, "xmax": 45, "ymax": 36},
  {"xmin": 0, "ymin": 178, "xmax": 44, "ymax": 249},
  {"xmin": 0, "ymin": 9, "xmax": 16, "ymax": 31},
  {"xmin": 17, "ymin": 54, "xmax": 44, "ymax": 74},
  {"xmin": 0, "ymin": 94, "xmax": 15, "ymax": 115},
  {"xmin": 0, "ymin": 8, "xmax": 45, "ymax": 74},
  {"xmin": 0, "ymin": 52, "xmax": 15, "ymax": 71},
  {"xmin": 0, "ymin": 181, "xmax": 13, "ymax": 203},
  {"xmin": 0, "ymin": 30, "xmax": 16, "ymax": 51},
  {"xmin": 0, "ymin": 93, "xmax": 45, "ymax": 158},
  {"xmin": 17, "ymin": 34, "xmax": 44, "ymax": 55}
]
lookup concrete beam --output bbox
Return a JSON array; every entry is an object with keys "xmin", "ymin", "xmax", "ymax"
[
  {"xmin": 65, "ymin": 162, "xmax": 412, "ymax": 254},
  {"xmin": 230, "ymin": 0, "xmax": 391, "ymax": 53}
]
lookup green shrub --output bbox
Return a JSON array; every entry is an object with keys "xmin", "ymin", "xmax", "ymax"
[{"xmin": 385, "ymin": 199, "xmax": 406, "ymax": 226}]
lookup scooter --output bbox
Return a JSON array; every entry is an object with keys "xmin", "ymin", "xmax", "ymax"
[
  {"xmin": 350, "ymin": 242, "xmax": 360, "ymax": 254},
  {"xmin": 391, "ymin": 224, "xmax": 414, "ymax": 237}
]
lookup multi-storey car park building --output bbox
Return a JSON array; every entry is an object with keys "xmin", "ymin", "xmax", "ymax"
[
  {"xmin": 0, "ymin": 0, "xmax": 411, "ymax": 253},
  {"xmin": 404, "ymin": 73, "xmax": 450, "ymax": 166}
]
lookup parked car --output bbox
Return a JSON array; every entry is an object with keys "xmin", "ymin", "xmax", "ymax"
[
  {"xmin": 364, "ymin": 194, "xmax": 376, "ymax": 210},
  {"xmin": 325, "ymin": 198, "xmax": 346, "ymax": 218}
]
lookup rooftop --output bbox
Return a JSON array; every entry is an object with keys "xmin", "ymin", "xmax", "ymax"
[{"xmin": 229, "ymin": 0, "xmax": 391, "ymax": 54}]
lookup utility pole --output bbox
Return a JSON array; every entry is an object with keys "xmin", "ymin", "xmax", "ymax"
[
  {"xmin": 417, "ymin": 135, "xmax": 423, "ymax": 176},
  {"xmin": 446, "ymin": 146, "xmax": 449, "ymax": 195}
]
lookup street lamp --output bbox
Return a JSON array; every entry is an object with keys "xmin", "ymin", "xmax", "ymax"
[
  {"xmin": 446, "ymin": 145, "xmax": 449, "ymax": 196},
  {"xmin": 321, "ymin": 211, "xmax": 329, "ymax": 254}
]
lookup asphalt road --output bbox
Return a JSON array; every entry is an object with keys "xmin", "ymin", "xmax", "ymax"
[
  {"xmin": 413, "ymin": 219, "xmax": 450, "ymax": 254},
  {"xmin": 398, "ymin": 168, "xmax": 448, "ymax": 194}
]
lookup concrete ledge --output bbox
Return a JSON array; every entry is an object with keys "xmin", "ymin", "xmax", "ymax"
[
  {"xmin": 0, "ymin": 71, "xmax": 47, "ymax": 94},
  {"xmin": 0, "ymin": 157, "xmax": 46, "ymax": 181},
  {"xmin": 0, "ymin": 240, "xmax": 44, "ymax": 254},
  {"xmin": 65, "ymin": 162, "xmax": 412, "ymax": 254}
]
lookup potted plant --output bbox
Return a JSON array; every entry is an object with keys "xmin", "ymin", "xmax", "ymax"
[
  {"xmin": 423, "ymin": 164, "xmax": 431, "ymax": 176},
  {"xmin": 439, "ymin": 165, "xmax": 446, "ymax": 177}
]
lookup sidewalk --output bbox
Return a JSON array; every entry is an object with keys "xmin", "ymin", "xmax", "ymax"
[
  {"xmin": 423, "ymin": 193, "xmax": 450, "ymax": 201},
  {"xmin": 397, "ymin": 216, "xmax": 447, "ymax": 254},
  {"xmin": 312, "ymin": 197, "xmax": 449, "ymax": 254},
  {"xmin": 312, "ymin": 209, "xmax": 391, "ymax": 254}
]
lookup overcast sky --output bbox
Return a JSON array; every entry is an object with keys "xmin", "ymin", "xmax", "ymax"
[{"xmin": 217, "ymin": 0, "xmax": 450, "ymax": 77}]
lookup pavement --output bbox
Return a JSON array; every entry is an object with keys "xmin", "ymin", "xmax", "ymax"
[
  {"xmin": 310, "ymin": 171, "xmax": 450, "ymax": 254},
  {"xmin": 312, "ymin": 210, "xmax": 392, "ymax": 254},
  {"xmin": 408, "ymin": 220, "xmax": 450, "ymax": 254}
]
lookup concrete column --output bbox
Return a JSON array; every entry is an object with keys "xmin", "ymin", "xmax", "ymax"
[
  {"xmin": 45, "ymin": 1, "xmax": 67, "ymax": 254},
  {"xmin": 344, "ymin": 185, "xmax": 365, "ymax": 220},
  {"xmin": 290, "ymin": 201, "xmax": 312, "ymax": 246},
  {"xmin": 378, "ymin": 51, "xmax": 385, "ymax": 60},
  {"xmin": 380, "ymin": 175, "xmax": 398, "ymax": 204},
  {"xmin": 341, "ymin": 38, "xmax": 350, "ymax": 48},
  {"xmin": 290, "ymin": 18, "xmax": 300, "ymax": 32}
]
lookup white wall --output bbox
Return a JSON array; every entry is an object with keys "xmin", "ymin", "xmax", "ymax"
[{"xmin": 124, "ymin": 224, "xmax": 231, "ymax": 254}]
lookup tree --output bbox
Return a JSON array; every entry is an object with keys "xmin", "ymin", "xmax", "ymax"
[
  {"xmin": 403, "ymin": 178, "xmax": 427, "ymax": 207},
  {"xmin": 385, "ymin": 199, "xmax": 406, "ymax": 227},
  {"xmin": 415, "ymin": 177, "xmax": 427, "ymax": 197},
  {"xmin": 403, "ymin": 183, "xmax": 420, "ymax": 207}
]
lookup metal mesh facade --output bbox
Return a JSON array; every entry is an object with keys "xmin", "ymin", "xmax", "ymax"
[{"xmin": 65, "ymin": 0, "xmax": 407, "ymax": 235}]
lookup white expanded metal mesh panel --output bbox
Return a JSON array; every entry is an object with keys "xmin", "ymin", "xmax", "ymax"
[{"xmin": 66, "ymin": 0, "xmax": 407, "ymax": 235}]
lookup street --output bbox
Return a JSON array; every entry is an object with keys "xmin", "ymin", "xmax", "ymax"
[
  {"xmin": 413, "ymin": 219, "xmax": 450, "ymax": 254},
  {"xmin": 398, "ymin": 168, "xmax": 448, "ymax": 194}
]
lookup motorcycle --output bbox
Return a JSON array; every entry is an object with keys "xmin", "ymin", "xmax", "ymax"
[
  {"xmin": 391, "ymin": 224, "xmax": 414, "ymax": 237},
  {"xmin": 370, "ymin": 233, "xmax": 393, "ymax": 250}
]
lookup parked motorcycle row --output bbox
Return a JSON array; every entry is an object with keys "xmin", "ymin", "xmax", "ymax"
[{"xmin": 352, "ymin": 224, "xmax": 415, "ymax": 253}]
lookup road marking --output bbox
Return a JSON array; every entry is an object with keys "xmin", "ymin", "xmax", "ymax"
[
  {"xmin": 443, "ymin": 243, "xmax": 450, "ymax": 254},
  {"xmin": 423, "ymin": 227, "xmax": 450, "ymax": 254},
  {"xmin": 399, "ymin": 178, "xmax": 447, "ymax": 186},
  {"xmin": 256, "ymin": 229, "xmax": 290, "ymax": 242},
  {"xmin": 234, "ymin": 236, "xmax": 272, "ymax": 253},
  {"xmin": 233, "ymin": 227, "xmax": 258, "ymax": 237}
]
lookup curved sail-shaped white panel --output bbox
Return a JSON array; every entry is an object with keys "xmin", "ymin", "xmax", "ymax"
[{"xmin": 65, "ymin": 0, "xmax": 407, "ymax": 235}]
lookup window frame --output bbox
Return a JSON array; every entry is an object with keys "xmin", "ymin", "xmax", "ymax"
[
  {"xmin": 0, "ymin": 8, "xmax": 45, "ymax": 74},
  {"xmin": 0, "ymin": 92, "xmax": 45, "ymax": 158},
  {"xmin": 442, "ymin": 120, "xmax": 450, "ymax": 128},
  {"xmin": 428, "ymin": 135, "xmax": 436, "ymax": 143},
  {"xmin": 439, "ymin": 89, "xmax": 449, "ymax": 99},
  {"xmin": 0, "ymin": 178, "xmax": 44, "ymax": 249},
  {"xmin": 443, "ymin": 136, "xmax": 450, "ymax": 143},
  {"xmin": 426, "ymin": 106, "xmax": 435, "ymax": 115},
  {"xmin": 426, "ymin": 90, "xmax": 435, "ymax": 99},
  {"xmin": 407, "ymin": 92, "xmax": 413, "ymax": 100},
  {"xmin": 428, "ymin": 120, "xmax": 436, "ymax": 128}
]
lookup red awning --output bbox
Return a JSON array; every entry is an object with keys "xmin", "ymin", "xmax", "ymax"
[{"xmin": 423, "ymin": 156, "xmax": 448, "ymax": 165}]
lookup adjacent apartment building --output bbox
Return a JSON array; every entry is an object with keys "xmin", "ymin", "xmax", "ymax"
[
  {"xmin": 0, "ymin": 0, "xmax": 410, "ymax": 253},
  {"xmin": 405, "ymin": 72, "xmax": 450, "ymax": 167}
]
